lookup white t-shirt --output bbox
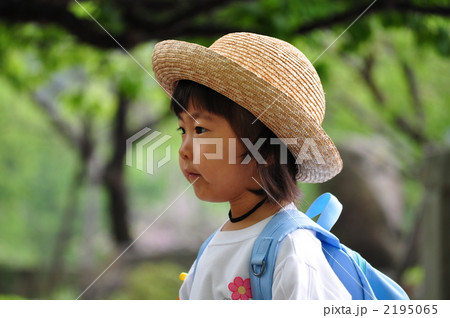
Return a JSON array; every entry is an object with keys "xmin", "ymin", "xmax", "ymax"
[{"xmin": 179, "ymin": 203, "xmax": 352, "ymax": 300}]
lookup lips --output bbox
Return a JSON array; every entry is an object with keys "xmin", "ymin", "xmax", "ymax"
[{"xmin": 184, "ymin": 169, "xmax": 201, "ymax": 181}]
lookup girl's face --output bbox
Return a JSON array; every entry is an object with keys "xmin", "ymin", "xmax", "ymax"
[{"xmin": 177, "ymin": 102, "xmax": 260, "ymax": 203}]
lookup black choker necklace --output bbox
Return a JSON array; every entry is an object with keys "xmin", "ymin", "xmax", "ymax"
[{"xmin": 228, "ymin": 198, "xmax": 267, "ymax": 223}]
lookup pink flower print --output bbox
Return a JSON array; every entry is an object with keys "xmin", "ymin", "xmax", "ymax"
[{"xmin": 228, "ymin": 276, "xmax": 252, "ymax": 300}]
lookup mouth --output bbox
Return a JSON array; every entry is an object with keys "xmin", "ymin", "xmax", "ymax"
[{"xmin": 185, "ymin": 169, "xmax": 201, "ymax": 181}]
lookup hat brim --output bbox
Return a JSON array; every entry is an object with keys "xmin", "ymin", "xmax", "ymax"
[{"xmin": 152, "ymin": 40, "xmax": 342, "ymax": 183}]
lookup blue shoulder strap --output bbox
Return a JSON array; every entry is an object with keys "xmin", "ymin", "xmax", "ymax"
[
  {"xmin": 305, "ymin": 192, "xmax": 342, "ymax": 231},
  {"xmin": 249, "ymin": 208, "xmax": 341, "ymax": 299},
  {"xmin": 250, "ymin": 193, "xmax": 344, "ymax": 300}
]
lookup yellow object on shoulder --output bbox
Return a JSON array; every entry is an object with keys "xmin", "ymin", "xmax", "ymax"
[{"xmin": 179, "ymin": 272, "xmax": 187, "ymax": 281}]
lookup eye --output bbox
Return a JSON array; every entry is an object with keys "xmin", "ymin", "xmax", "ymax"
[
  {"xmin": 177, "ymin": 127, "xmax": 185, "ymax": 135},
  {"xmin": 195, "ymin": 126, "xmax": 207, "ymax": 134}
]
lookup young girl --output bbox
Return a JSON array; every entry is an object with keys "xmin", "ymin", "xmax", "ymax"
[{"xmin": 152, "ymin": 32, "xmax": 350, "ymax": 299}]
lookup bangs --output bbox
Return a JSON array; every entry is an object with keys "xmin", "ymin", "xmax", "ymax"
[
  {"xmin": 170, "ymin": 80, "xmax": 264, "ymax": 143},
  {"xmin": 170, "ymin": 80, "xmax": 233, "ymax": 119}
]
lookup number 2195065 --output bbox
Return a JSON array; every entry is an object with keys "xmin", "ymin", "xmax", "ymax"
[{"xmin": 384, "ymin": 304, "xmax": 438, "ymax": 315}]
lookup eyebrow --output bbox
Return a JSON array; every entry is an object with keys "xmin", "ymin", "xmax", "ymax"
[{"xmin": 178, "ymin": 111, "xmax": 214, "ymax": 122}]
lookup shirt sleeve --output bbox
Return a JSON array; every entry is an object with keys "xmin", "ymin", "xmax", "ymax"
[{"xmin": 272, "ymin": 229, "xmax": 352, "ymax": 300}]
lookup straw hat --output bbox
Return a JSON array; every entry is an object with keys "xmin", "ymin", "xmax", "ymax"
[{"xmin": 152, "ymin": 32, "xmax": 342, "ymax": 183}]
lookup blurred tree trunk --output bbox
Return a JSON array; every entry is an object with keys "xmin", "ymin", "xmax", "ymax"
[
  {"xmin": 418, "ymin": 146, "xmax": 450, "ymax": 300},
  {"xmin": 103, "ymin": 93, "xmax": 131, "ymax": 245},
  {"xmin": 34, "ymin": 79, "xmax": 135, "ymax": 299},
  {"xmin": 34, "ymin": 79, "xmax": 96, "ymax": 294}
]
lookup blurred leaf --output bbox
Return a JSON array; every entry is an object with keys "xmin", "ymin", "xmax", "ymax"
[
  {"xmin": 403, "ymin": 266, "xmax": 424, "ymax": 288},
  {"xmin": 68, "ymin": 1, "xmax": 100, "ymax": 20}
]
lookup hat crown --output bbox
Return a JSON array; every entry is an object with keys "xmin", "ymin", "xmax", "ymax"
[{"xmin": 209, "ymin": 33, "xmax": 325, "ymax": 124}]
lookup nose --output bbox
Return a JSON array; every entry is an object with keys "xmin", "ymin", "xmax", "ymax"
[{"xmin": 179, "ymin": 135, "xmax": 192, "ymax": 161}]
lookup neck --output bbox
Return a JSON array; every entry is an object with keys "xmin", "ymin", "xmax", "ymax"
[
  {"xmin": 223, "ymin": 193, "xmax": 287, "ymax": 231},
  {"xmin": 229, "ymin": 197, "xmax": 266, "ymax": 223}
]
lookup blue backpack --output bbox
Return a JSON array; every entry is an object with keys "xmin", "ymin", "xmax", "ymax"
[{"xmin": 194, "ymin": 193, "xmax": 409, "ymax": 300}]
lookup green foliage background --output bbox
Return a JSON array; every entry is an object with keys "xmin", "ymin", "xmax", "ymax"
[{"xmin": 0, "ymin": 0, "xmax": 449, "ymax": 300}]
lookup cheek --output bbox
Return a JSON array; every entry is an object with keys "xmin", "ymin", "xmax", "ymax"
[
  {"xmin": 209, "ymin": 160, "xmax": 257, "ymax": 189},
  {"xmin": 194, "ymin": 166, "xmax": 253, "ymax": 202},
  {"xmin": 190, "ymin": 147, "xmax": 258, "ymax": 201},
  {"xmin": 193, "ymin": 139, "xmax": 256, "ymax": 182},
  {"xmin": 193, "ymin": 143, "xmax": 225, "ymax": 170},
  {"xmin": 204, "ymin": 139, "xmax": 255, "ymax": 178}
]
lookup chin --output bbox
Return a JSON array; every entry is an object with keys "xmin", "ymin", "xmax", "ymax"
[{"xmin": 193, "ymin": 188, "xmax": 228, "ymax": 203}]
